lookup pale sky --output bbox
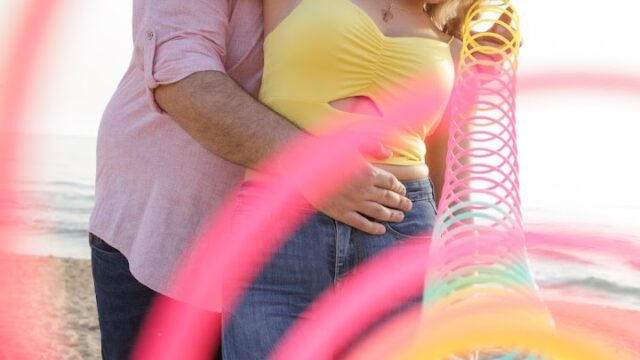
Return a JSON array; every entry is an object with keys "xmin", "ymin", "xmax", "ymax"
[{"xmin": 2, "ymin": 0, "xmax": 639, "ymax": 231}]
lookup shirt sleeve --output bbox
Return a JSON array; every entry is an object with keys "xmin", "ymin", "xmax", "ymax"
[{"xmin": 137, "ymin": 0, "xmax": 229, "ymax": 92}]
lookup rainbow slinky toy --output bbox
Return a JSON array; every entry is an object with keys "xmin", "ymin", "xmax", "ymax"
[{"xmin": 421, "ymin": 1, "xmax": 555, "ymax": 358}]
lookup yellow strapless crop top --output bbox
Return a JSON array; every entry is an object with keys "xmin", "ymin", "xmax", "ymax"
[{"xmin": 259, "ymin": 0, "xmax": 455, "ymax": 165}]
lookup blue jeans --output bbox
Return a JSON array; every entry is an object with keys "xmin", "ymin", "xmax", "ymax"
[
  {"xmin": 90, "ymin": 234, "xmax": 222, "ymax": 359},
  {"xmin": 222, "ymin": 178, "xmax": 437, "ymax": 359}
]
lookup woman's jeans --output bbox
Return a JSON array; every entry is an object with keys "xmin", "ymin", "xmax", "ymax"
[{"xmin": 222, "ymin": 178, "xmax": 437, "ymax": 359}]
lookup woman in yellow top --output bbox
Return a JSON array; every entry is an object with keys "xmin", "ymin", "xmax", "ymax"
[{"xmin": 224, "ymin": 0, "xmax": 471, "ymax": 358}]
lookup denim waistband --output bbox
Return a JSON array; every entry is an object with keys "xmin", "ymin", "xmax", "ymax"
[{"xmin": 399, "ymin": 178, "xmax": 434, "ymax": 202}]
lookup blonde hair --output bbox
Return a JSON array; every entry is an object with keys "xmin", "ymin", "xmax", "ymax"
[{"xmin": 427, "ymin": 0, "xmax": 476, "ymax": 39}]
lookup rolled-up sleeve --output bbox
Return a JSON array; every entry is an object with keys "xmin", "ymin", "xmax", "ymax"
[{"xmin": 137, "ymin": 0, "xmax": 229, "ymax": 92}]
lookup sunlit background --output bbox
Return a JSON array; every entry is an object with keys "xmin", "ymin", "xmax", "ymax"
[{"xmin": 3, "ymin": 0, "xmax": 638, "ymax": 259}]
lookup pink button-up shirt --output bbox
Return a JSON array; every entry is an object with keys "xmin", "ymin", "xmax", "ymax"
[{"xmin": 89, "ymin": 0, "xmax": 263, "ymax": 298}]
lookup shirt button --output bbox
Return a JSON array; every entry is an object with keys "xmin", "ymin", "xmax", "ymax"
[{"xmin": 145, "ymin": 31, "xmax": 154, "ymax": 40}]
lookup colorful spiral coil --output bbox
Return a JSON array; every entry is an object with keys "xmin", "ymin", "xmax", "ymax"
[{"xmin": 422, "ymin": 1, "xmax": 555, "ymax": 358}]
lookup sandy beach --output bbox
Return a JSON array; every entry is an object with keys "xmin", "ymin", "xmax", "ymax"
[
  {"xmin": 0, "ymin": 255, "xmax": 100, "ymax": 359},
  {"xmin": 0, "ymin": 254, "xmax": 638, "ymax": 359}
]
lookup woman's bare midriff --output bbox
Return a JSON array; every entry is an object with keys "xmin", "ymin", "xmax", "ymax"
[
  {"xmin": 245, "ymin": 96, "xmax": 430, "ymax": 182},
  {"xmin": 244, "ymin": 163, "xmax": 429, "ymax": 182}
]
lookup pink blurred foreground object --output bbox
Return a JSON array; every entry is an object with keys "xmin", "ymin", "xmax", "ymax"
[{"xmin": 0, "ymin": 0, "xmax": 63, "ymax": 358}]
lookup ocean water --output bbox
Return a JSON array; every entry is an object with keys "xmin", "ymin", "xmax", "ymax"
[
  {"xmin": 2, "ymin": 133, "xmax": 640, "ymax": 311},
  {"xmin": 4, "ymin": 134, "xmax": 96, "ymax": 259}
]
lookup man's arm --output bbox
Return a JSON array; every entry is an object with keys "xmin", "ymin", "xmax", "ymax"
[
  {"xmin": 154, "ymin": 71, "xmax": 413, "ymax": 234},
  {"xmin": 155, "ymin": 71, "xmax": 296, "ymax": 168}
]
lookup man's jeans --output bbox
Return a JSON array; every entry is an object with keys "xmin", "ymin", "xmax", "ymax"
[
  {"xmin": 222, "ymin": 178, "xmax": 437, "ymax": 359},
  {"xmin": 90, "ymin": 234, "xmax": 222, "ymax": 359}
]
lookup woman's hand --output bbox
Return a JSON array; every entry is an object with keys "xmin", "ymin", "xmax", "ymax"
[
  {"xmin": 456, "ymin": 6, "xmax": 521, "ymax": 78},
  {"xmin": 471, "ymin": 6, "xmax": 522, "ymax": 50},
  {"xmin": 449, "ymin": 6, "xmax": 521, "ymax": 48},
  {"xmin": 303, "ymin": 159, "xmax": 413, "ymax": 235}
]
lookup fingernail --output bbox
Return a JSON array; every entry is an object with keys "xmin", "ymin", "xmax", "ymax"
[
  {"xmin": 395, "ymin": 212, "xmax": 405, "ymax": 222},
  {"xmin": 376, "ymin": 224, "xmax": 386, "ymax": 234},
  {"xmin": 405, "ymin": 199, "xmax": 413, "ymax": 211}
]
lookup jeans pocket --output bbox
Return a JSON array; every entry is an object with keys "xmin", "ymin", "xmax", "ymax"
[
  {"xmin": 385, "ymin": 198, "xmax": 436, "ymax": 240},
  {"xmin": 89, "ymin": 233, "xmax": 122, "ymax": 258}
]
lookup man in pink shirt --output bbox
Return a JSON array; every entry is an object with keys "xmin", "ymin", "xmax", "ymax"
[{"xmin": 89, "ymin": 1, "xmax": 412, "ymax": 358}]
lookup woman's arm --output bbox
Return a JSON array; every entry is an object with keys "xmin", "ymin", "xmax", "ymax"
[
  {"xmin": 426, "ymin": 36, "xmax": 474, "ymax": 208},
  {"xmin": 426, "ymin": 37, "xmax": 462, "ymax": 206},
  {"xmin": 426, "ymin": 106, "xmax": 475, "ymax": 214},
  {"xmin": 425, "ymin": 115, "xmax": 449, "ymax": 206}
]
